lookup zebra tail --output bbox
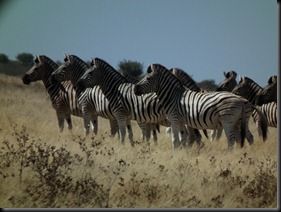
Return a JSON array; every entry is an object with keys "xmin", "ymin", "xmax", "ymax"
[
  {"xmin": 252, "ymin": 105, "xmax": 268, "ymax": 142},
  {"xmin": 240, "ymin": 103, "xmax": 246, "ymax": 148}
]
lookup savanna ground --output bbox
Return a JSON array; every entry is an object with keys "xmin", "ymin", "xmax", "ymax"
[{"xmin": 0, "ymin": 74, "xmax": 278, "ymax": 209}]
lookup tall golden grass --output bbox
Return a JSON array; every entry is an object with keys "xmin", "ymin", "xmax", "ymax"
[{"xmin": 0, "ymin": 74, "xmax": 278, "ymax": 208}]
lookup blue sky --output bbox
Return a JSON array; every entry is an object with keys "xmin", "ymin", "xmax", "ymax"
[{"xmin": 0, "ymin": 0, "xmax": 277, "ymax": 86}]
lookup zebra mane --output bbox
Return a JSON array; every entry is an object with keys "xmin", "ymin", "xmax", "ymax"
[
  {"xmin": 237, "ymin": 76, "xmax": 263, "ymax": 91},
  {"xmin": 38, "ymin": 55, "xmax": 59, "ymax": 72},
  {"xmin": 93, "ymin": 57, "xmax": 127, "ymax": 83},
  {"xmin": 68, "ymin": 54, "xmax": 89, "ymax": 68},
  {"xmin": 151, "ymin": 64, "xmax": 185, "ymax": 88},
  {"xmin": 170, "ymin": 67, "xmax": 200, "ymax": 91}
]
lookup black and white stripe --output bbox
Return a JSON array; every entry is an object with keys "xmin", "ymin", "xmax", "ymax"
[
  {"xmin": 49, "ymin": 54, "xmax": 118, "ymax": 137},
  {"xmin": 134, "ymin": 64, "xmax": 268, "ymax": 150},
  {"xmin": 22, "ymin": 55, "xmax": 82, "ymax": 132},
  {"xmin": 76, "ymin": 57, "xmax": 170, "ymax": 147}
]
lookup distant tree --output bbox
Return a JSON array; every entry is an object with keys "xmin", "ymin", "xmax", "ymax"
[
  {"xmin": 0, "ymin": 53, "xmax": 9, "ymax": 64},
  {"xmin": 197, "ymin": 79, "xmax": 218, "ymax": 91},
  {"xmin": 16, "ymin": 53, "xmax": 34, "ymax": 65},
  {"xmin": 117, "ymin": 59, "xmax": 143, "ymax": 79}
]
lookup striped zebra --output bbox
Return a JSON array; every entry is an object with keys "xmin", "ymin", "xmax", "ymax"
[
  {"xmin": 49, "ymin": 54, "xmax": 119, "ymax": 137},
  {"xmin": 76, "ymin": 57, "xmax": 171, "ymax": 147},
  {"xmin": 22, "ymin": 55, "xmax": 82, "ymax": 132},
  {"xmin": 134, "ymin": 63, "xmax": 268, "ymax": 150},
  {"xmin": 121, "ymin": 73, "xmax": 162, "ymax": 143},
  {"xmin": 216, "ymin": 70, "xmax": 238, "ymax": 91},
  {"xmin": 169, "ymin": 68, "xmax": 209, "ymax": 144}
]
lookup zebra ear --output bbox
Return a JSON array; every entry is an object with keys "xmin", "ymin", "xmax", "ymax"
[
  {"xmin": 63, "ymin": 53, "xmax": 69, "ymax": 62},
  {"xmin": 90, "ymin": 58, "xmax": 95, "ymax": 66},
  {"xmin": 34, "ymin": 55, "xmax": 40, "ymax": 64},
  {"xmin": 147, "ymin": 64, "xmax": 153, "ymax": 73}
]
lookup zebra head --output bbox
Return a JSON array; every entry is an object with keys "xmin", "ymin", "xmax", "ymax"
[
  {"xmin": 75, "ymin": 58, "xmax": 100, "ymax": 90},
  {"xmin": 134, "ymin": 64, "xmax": 165, "ymax": 96},
  {"xmin": 216, "ymin": 70, "xmax": 237, "ymax": 91},
  {"xmin": 50, "ymin": 53, "xmax": 73, "ymax": 84},
  {"xmin": 232, "ymin": 76, "xmax": 248, "ymax": 97},
  {"xmin": 255, "ymin": 76, "xmax": 277, "ymax": 106},
  {"xmin": 22, "ymin": 55, "xmax": 58, "ymax": 85}
]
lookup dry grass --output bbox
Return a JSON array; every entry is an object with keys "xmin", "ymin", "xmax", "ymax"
[{"xmin": 0, "ymin": 74, "xmax": 278, "ymax": 208}]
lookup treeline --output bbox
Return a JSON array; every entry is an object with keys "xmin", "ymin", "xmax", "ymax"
[{"xmin": 0, "ymin": 52, "xmax": 217, "ymax": 90}]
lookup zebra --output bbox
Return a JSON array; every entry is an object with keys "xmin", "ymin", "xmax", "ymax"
[
  {"xmin": 75, "ymin": 57, "xmax": 171, "ymax": 147},
  {"xmin": 121, "ymin": 73, "xmax": 162, "ymax": 143},
  {"xmin": 216, "ymin": 70, "xmax": 238, "ymax": 91},
  {"xmin": 255, "ymin": 75, "xmax": 277, "ymax": 106},
  {"xmin": 49, "ymin": 54, "xmax": 119, "ymax": 137},
  {"xmin": 22, "ymin": 55, "xmax": 82, "ymax": 132},
  {"xmin": 169, "ymin": 68, "xmax": 209, "ymax": 144},
  {"xmin": 134, "ymin": 63, "xmax": 268, "ymax": 150}
]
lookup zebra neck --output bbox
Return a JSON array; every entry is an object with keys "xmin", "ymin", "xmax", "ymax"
[
  {"xmin": 43, "ymin": 77, "xmax": 61, "ymax": 98},
  {"xmin": 157, "ymin": 84, "xmax": 185, "ymax": 108},
  {"xmin": 247, "ymin": 86, "xmax": 263, "ymax": 104},
  {"xmin": 71, "ymin": 62, "xmax": 89, "ymax": 85}
]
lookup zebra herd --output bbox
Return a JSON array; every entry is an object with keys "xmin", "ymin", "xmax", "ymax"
[{"xmin": 22, "ymin": 55, "xmax": 277, "ymax": 150}]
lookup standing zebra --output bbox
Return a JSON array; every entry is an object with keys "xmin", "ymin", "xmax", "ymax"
[
  {"xmin": 121, "ymin": 73, "xmax": 163, "ymax": 143},
  {"xmin": 216, "ymin": 70, "xmax": 238, "ymax": 92},
  {"xmin": 134, "ymin": 63, "xmax": 268, "ymax": 150},
  {"xmin": 76, "ymin": 57, "xmax": 171, "ymax": 147},
  {"xmin": 169, "ymin": 68, "xmax": 209, "ymax": 144},
  {"xmin": 22, "ymin": 55, "xmax": 82, "ymax": 132},
  {"xmin": 49, "ymin": 54, "xmax": 118, "ymax": 137}
]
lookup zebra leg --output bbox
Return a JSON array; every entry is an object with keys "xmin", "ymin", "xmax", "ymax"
[
  {"xmin": 126, "ymin": 119, "xmax": 134, "ymax": 147},
  {"xmin": 210, "ymin": 130, "xmax": 217, "ymax": 142},
  {"xmin": 186, "ymin": 127, "xmax": 196, "ymax": 146},
  {"xmin": 91, "ymin": 114, "xmax": 98, "ymax": 135},
  {"xmin": 137, "ymin": 122, "xmax": 149, "ymax": 143},
  {"xmin": 151, "ymin": 124, "xmax": 158, "ymax": 145},
  {"xmin": 179, "ymin": 124, "xmax": 187, "ymax": 148},
  {"xmin": 166, "ymin": 127, "xmax": 171, "ymax": 137},
  {"xmin": 116, "ymin": 117, "xmax": 127, "ymax": 145},
  {"xmin": 223, "ymin": 126, "xmax": 236, "ymax": 150},
  {"xmin": 109, "ymin": 119, "xmax": 119, "ymax": 138},
  {"xmin": 56, "ymin": 111, "xmax": 65, "ymax": 132},
  {"xmin": 234, "ymin": 125, "xmax": 241, "ymax": 145},
  {"xmin": 171, "ymin": 123, "xmax": 180, "ymax": 149},
  {"xmin": 194, "ymin": 129, "xmax": 202, "ymax": 146},
  {"xmin": 216, "ymin": 129, "xmax": 223, "ymax": 141},
  {"xmin": 66, "ymin": 115, "xmax": 73, "ymax": 131}
]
